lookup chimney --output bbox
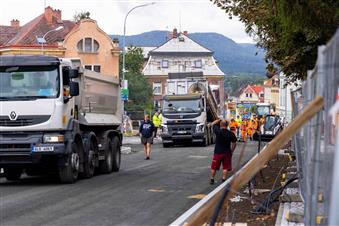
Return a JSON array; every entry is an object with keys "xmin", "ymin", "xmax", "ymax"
[
  {"xmin": 53, "ymin": 9, "xmax": 62, "ymax": 23},
  {"xmin": 10, "ymin": 19, "xmax": 20, "ymax": 28},
  {"xmin": 183, "ymin": 31, "xmax": 188, "ymax": 36},
  {"xmin": 172, "ymin": 28, "xmax": 178, "ymax": 38},
  {"xmin": 45, "ymin": 6, "xmax": 54, "ymax": 24},
  {"xmin": 44, "ymin": 6, "xmax": 62, "ymax": 24},
  {"xmin": 112, "ymin": 38, "xmax": 119, "ymax": 48}
]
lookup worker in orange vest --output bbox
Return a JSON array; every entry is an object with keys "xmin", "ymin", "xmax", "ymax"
[
  {"xmin": 229, "ymin": 119, "xmax": 238, "ymax": 136},
  {"xmin": 247, "ymin": 119, "xmax": 253, "ymax": 140},
  {"xmin": 240, "ymin": 118, "xmax": 248, "ymax": 142},
  {"xmin": 251, "ymin": 115, "xmax": 259, "ymax": 140},
  {"xmin": 260, "ymin": 115, "xmax": 265, "ymax": 127}
]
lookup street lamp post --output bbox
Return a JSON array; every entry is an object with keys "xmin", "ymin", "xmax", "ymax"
[
  {"xmin": 37, "ymin": 26, "xmax": 63, "ymax": 54},
  {"xmin": 122, "ymin": 2, "xmax": 155, "ymax": 92}
]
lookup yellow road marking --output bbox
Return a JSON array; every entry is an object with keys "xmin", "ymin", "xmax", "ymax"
[
  {"xmin": 148, "ymin": 189, "xmax": 165, "ymax": 193},
  {"xmin": 188, "ymin": 194, "xmax": 206, "ymax": 199}
]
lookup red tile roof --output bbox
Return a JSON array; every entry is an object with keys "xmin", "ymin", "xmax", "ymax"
[
  {"xmin": 0, "ymin": 7, "xmax": 76, "ymax": 48},
  {"xmin": 251, "ymin": 85, "xmax": 264, "ymax": 95},
  {"xmin": 0, "ymin": 25, "xmax": 20, "ymax": 45}
]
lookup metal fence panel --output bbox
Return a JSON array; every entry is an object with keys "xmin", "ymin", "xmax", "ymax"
[{"xmin": 291, "ymin": 28, "xmax": 339, "ymax": 225}]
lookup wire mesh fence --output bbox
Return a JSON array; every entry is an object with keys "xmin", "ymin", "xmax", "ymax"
[{"xmin": 291, "ymin": 29, "xmax": 339, "ymax": 225}]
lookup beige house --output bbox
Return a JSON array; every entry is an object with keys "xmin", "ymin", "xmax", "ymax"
[{"xmin": 64, "ymin": 19, "xmax": 120, "ymax": 76}]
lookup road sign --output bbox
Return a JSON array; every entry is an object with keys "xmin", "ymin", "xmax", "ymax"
[{"xmin": 121, "ymin": 88, "xmax": 128, "ymax": 101}]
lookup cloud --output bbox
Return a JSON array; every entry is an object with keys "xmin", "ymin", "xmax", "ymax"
[{"xmin": 0, "ymin": 0, "xmax": 254, "ymax": 43}]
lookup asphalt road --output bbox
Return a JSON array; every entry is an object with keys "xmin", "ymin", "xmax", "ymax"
[{"xmin": 0, "ymin": 140, "xmax": 259, "ymax": 226}]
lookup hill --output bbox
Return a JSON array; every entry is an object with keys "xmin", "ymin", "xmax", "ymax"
[{"xmin": 111, "ymin": 30, "xmax": 266, "ymax": 76}]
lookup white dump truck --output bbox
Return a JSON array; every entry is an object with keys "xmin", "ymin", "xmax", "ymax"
[
  {"xmin": 161, "ymin": 76, "xmax": 219, "ymax": 147},
  {"xmin": 0, "ymin": 55, "xmax": 122, "ymax": 183}
]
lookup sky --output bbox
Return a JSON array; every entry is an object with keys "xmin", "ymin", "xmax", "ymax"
[{"xmin": 0, "ymin": 0, "xmax": 254, "ymax": 43}]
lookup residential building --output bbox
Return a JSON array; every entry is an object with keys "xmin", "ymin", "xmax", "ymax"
[
  {"xmin": 142, "ymin": 29, "xmax": 225, "ymax": 114},
  {"xmin": 0, "ymin": 6, "xmax": 120, "ymax": 77},
  {"xmin": 238, "ymin": 85, "xmax": 264, "ymax": 104},
  {"xmin": 263, "ymin": 75, "xmax": 280, "ymax": 107},
  {"xmin": 63, "ymin": 19, "xmax": 120, "ymax": 76}
]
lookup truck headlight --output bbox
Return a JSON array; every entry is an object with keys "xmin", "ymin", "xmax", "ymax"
[
  {"xmin": 162, "ymin": 125, "xmax": 168, "ymax": 133},
  {"xmin": 196, "ymin": 124, "xmax": 205, "ymax": 133},
  {"xmin": 43, "ymin": 134, "xmax": 65, "ymax": 143}
]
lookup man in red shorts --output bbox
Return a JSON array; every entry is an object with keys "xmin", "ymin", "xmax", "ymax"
[{"xmin": 210, "ymin": 119, "xmax": 237, "ymax": 185}]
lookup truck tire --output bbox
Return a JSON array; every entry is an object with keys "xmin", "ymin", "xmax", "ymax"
[
  {"xmin": 99, "ymin": 138, "xmax": 113, "ymax": 174},
  {"xmin": 111, "ymin": 137, "xmax": 121, "ymax": 172},
  {"xmin": 4, "ymin": 168, "xmax": 22, "ymax": 181},
  {"xmin": 82, "ymin": 136, "xmax": 97, "ymax": 178},
  {"xmin": 59, "ymin": 142, "xmax": 80, "ymax": 183}
]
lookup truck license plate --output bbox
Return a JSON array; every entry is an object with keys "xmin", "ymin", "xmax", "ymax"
[
  {"xmin": 177, "ymin": 131, "xmax": 187, "ymax": 134},
  {"xmin": 32, "ymin": 146, "xmax": 54, "ymax": 152}
]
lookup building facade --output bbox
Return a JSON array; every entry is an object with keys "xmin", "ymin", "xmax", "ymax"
[
  {"xmin": 0, "ymin": 6, "xmax": 120, "ymax": 77},
  {"xmin": 238, "ymin": 85, "xmax": 264, "ymax": 103},
  {"xmin": 264, "ymin": 75, "xmax": 280, "ymax": 107},
  {"xmin": 63, "ymin": 19, "xmax": 120, "ymax": 76},
  {"xmin": 142, "ymin": 29, "xmax": 225, "ymax": 114}
]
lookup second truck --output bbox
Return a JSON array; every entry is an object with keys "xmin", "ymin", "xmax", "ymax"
[{"xmin": 160, "ymin": 76, "xmax": 219, "ymax": 147}]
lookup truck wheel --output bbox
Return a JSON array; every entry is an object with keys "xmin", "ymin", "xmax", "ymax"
[
  {"xmin": 112, "ymin": 137, "xmax": 121, "ymax": 172},
  {"xmin": 99, "ymin": 138, "xmax": 113, "ymax": 174},
  {"xmin": 82, "ymin": 138, "xmax": 97, "ymax": 178},
  {"xmin": 4, "ymin": 168, "xmax": 22, "ymax": 181},
  {"xmin": 59, "ymin": 142, "xmax": 79, "ymax": 183}
]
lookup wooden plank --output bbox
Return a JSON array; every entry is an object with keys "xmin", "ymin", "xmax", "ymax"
[{"xmin": 183, "ymin": 96, "xmax": 324, "ymax": 226}]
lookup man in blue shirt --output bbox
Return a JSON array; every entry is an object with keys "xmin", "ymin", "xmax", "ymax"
[{"xmin": 139, "ymin": 115, "xmax": 155, "ymax": 160}]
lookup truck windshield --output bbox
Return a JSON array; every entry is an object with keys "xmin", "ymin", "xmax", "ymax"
[
  {"xmin": 257, "ymin": 106, "xmax": 270, "ymax": 117},
  {"xmin": 163, "ymin": 99, "xmax": 201, "ymax": 113},
  {"xmin": 0, "ymin": 66, "xmax": 59, "ymax": 100}
]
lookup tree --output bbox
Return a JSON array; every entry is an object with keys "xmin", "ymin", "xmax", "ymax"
[
  {"xmin": 250, "ymin": 105, "xmax": 257, "ymax": 114},
  {"xmin": 73, "ymin": 11, "xmax": 91, "ymax": 23},
  {"xmin": 121, "ymin": 46, "xmax": 153, "ymax": 112},
  {"xmin": 211, "ymin": 0, "xmax": 339, "ymax": 82}
]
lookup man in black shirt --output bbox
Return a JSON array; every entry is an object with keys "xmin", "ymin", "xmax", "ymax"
[
  {"xmin": 139, "ymin": 115, "xmax": 155, "ymax": 160},
  {"xmin": 210, "ymin": 119, "xmax": 237, "ymax": 184}
]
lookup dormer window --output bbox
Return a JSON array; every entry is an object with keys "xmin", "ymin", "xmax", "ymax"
[{"xmin": 77, "ymin": 38, "xmax": 100, "ymax": 53}]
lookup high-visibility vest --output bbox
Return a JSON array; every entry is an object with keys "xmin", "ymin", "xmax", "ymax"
[{"xmin": 152, "ymin": 115, "xmax": 161, "ymax": 127}]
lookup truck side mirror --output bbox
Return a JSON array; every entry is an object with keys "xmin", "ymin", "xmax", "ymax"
[
  {"xmin": 68, "ymin": 69, "xmax": 79, "ymax": 78},
  {"xmin": 64, "ymin": 68, "xmax": 79, "ymax": 79},
  {"xmin": 69, "ymin": 81, "xmax": 79, "ymax": 96}
]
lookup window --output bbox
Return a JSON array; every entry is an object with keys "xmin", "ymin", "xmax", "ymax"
[
  {"xmin": 194, "ymin": 60, "xmax": 202, "ymax": 68},
  {"xmin": 153, "ymin": 82, "xmax": 162, "ymax": 95},
  {"xmin": 246, "ymin": 93, "xmax": 248, "ymax": 97},
  {"xmin": 162, "ymin": 60, "xmax": 169, "ymax": 68},
  {"xmin": 93, "ymin": 65, "xmax": 101, "ymax": 73},
  {"xmin": 260, "ymin": 93, "xmax": 264, "ymax": 98},
  {"xmin": 177, "ymin": 81, "xmax": 186, "ymax": 94},
  {"xmin": 77, "ymin": 38, "xmax": 100, "ymax": 53},
  {"xmin": 168, "ymin": 82, "xmax": 176, "ymax": 94},
  {"xmin": 84, "ymin": 65, "xmax": 101, "ymax": 73},
  {"xmin": 250, "ymin": 93, "xmax": 252, "ymax": 98}
]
